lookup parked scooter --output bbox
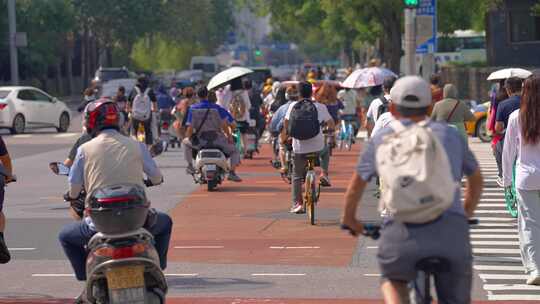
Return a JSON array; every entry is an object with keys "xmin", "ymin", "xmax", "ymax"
[{"xmin": 49, "ymin": 162, "xmax": 167, "ymax": 304}]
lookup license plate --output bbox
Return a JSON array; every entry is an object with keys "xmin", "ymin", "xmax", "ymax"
[
  {"xmin": 106, "ymin": 265, "xmax": 145, "ymax": 290},
  {"xmin": 206, "ymin": 164, "xmax": 217, "ymax": 171},
  {"xmin": 109, "ymin": 287, "xmax": 145, "ymax": 304}
]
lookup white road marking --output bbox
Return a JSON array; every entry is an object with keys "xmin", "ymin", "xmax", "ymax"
[
  {"xmin": 479, "ymin": 274, "xmax": 530, "ymax": 280},
  {"xmin": 474, "ymin": 217, "xmax": 516, "ymax": 222},
  {"xmin": 269, "ymin": 246, "xmax": 320, "ymax": 249},
  {"xmin": 474, "ymin": 222, "xmax": 517, "ymax": 227},
  {"xmin": 474, "ymin": 256, "xmax": 522, "ymax": 263},
  {"xmin": 8, "ymin": 247, "xmax": 36, "ymax": 251},
  {"xmin": 363, "ymin": 274, "xmax": 382, "ymax": 277},
  {"xmin": 471, "ymin": 240, "xmax": 520, "ymax": 246},
  {"xmin": 488, "ymin": 295, "xmax": 540, "ymax": 300},
  {"xmin": 484, "ymin": 284, "xmax": 540, "ymax": 291},
  {"xmin": 367, "ymin": 246, "xmax": 378, "ymax": 249},
  {"xmin": 32, "ymin": 274, "xmax": 75, "ymax": 277},
  {"xmin": 53, "ymin": 133, "xmax": 79, "ymax": 138},
  {"xmin": 473, "ymin": 248, "xmax": 521, "ymax": 255},
  {"xmin": 474, "ymin": 210, "xmax": 510, "ymax": 214},
  {"xmin": 165, "ymin": 273, "xmax": 199, "ymax": 277},
  {"xmin": 471, "ymin": 234, "xmax": 518, "ymax": 239},
  {"xmin": 476, "ymin": 203, "xmax": 506, "ymax": 208},
  {"xmin": 474, "ymin": 265, "xmax": 525, "ymax": 271},
  {"xmin": 470, "ymin": 228, "xmax": 518, "ymax": 233},
  {"xmin": 465, "ymin": 198, "xmax": 505, "ymax": 202},
  {"xmin": 251, "ymin": 273, "xmax": 306, "ymax": 276},
  {"xmin": 174, "ymin": 246, "xmax": 224, "ymax": 249},
  {"xmin": 12, "ymin": 134, "xmax": 32, "ymax": 138}
]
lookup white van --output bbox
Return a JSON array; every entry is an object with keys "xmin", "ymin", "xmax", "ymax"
[{"xmin": 190, "ymin": 56, "xmax": 219, "ymax": 79}]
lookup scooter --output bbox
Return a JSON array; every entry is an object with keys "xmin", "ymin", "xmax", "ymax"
[
  {"xmin": 243, "ymin": 126, "xmax": 258, "ymax": 159},
  {"xmin": 187, "ymin": 134, "xmax": 229, "ymax": 191},
  {"xmin": 49, "ymin": 162, "xmax": 167, "ymax": 304}
]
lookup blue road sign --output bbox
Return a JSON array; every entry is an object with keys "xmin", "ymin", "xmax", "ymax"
[{"xmin": 416, "ymin": 0, "xmax": 437, "ymax": 54}]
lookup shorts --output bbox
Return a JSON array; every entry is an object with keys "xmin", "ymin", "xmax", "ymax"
[
  {"xmin": 236, "ymin": 121, "xmax": 249, "ymax": 134},
  {"xmin": 377, "ymin": 213, "xmax": 472, "ymax": 302}
]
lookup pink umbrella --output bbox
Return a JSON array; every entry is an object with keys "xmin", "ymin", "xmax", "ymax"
[{"xmin": 341, "ymin": 67, "xmax": 397, "ymax": 89}]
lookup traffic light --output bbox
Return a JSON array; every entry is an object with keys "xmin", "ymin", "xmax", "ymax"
[{"xmin": 404, "ymin": 0, "xmax": 419, "ymax": 8}]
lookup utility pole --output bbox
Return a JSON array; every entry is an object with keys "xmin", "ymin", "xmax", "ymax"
[
  {"xmin": 404, "ymin": 7, "xmax": 417, "ymax": 75},
  {"xmin": 7, "ymin": 0, "xmax": 19, "ymax": 85}
]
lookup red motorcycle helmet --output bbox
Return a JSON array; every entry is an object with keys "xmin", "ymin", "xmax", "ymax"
[{"xmin": 84, "ymin": 98, "xmax": 120, "ymax": 136}]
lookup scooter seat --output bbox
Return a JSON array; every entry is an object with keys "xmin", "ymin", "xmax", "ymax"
[{"xmin": 416, "ymin": 257, "xmax": 450, "ymax": 274}]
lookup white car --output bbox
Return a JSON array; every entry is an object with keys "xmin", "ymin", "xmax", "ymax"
[{"xmin": 0, "ymin": 86, "xmax": 71, "ymax": 134}]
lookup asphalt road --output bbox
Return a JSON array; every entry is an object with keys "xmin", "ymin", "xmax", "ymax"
[{"xmin": 0, "ymin": 115, "xmax": 531, "ymax": 303}]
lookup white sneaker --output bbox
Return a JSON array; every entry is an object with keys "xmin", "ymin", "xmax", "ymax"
[
  {"xmin": 527, "ymin": 273, "xmax": 540, "ymax": 285},
  {"xmin": 496, "ymin": 177, "xmax": 504, "ymax": 188}
]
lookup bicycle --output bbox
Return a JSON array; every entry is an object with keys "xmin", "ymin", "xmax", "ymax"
[
  {"xmin": 341, "ymin": 218, "xmax": 479, "ymax": 304},
  {"xmin": 338, "ymin": 119, "xmax": 354, "ymax": 151},
  {"xmin": 323, "ymin": 128, "xmax": 336, "ymax": 156},
  {"xmin": 280, "ymin": 142, "xmax": 293, "ymax": 184},
  {"xmin": 303, "ymin": 153, "xmax": 320, "ymax": 225}
]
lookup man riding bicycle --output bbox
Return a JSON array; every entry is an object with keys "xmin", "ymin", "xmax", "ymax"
[
  {"xmin": 342, "ymin": 76, "xmax": 483, "ymax": 303},
  {"xmin": 183, "ymin": 86, "xmax": 242, "ymax": 182},
  {"xmin": 282, "ymin": 82, "xmax": 334, "ymax": 213},
  {"xmin": 58, "ymin": 100, "xmax": 173, "ymax": 303}
]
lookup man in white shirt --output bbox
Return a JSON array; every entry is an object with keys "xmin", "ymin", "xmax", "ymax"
[
  {"xmin": 366, "ymin": 76, "xmax": 397, "ymax": 135},
  {"xmin": 282, "ymin": 82, "xmax": 335, "ymax": 213}
]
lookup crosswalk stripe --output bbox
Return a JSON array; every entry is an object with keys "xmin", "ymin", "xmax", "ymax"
[
  {"xmin": 488, "ymin": 295, "xmax": 540, "ymax": 300},
  {"xmin": 470, "ymin": 229, "xmax": 518, "ymax": 233},
  {"xmin": 483, "ymin": 284, "xmax": 540, "ymax": 291},
  {"xmin": 474, "ymin": 210, "xmax": 511, "ymax": 214},
  {"xmin": 474, "ymin": 265, "xmax": 524, "ymax": 271},
  {"xmin": 474, "ymin": 222, "xmax": 516, "ymax": 227},
  {"xmin": 474, "ymin": 256, "xmax": 522, "ymax": 263},
  {"xmin": 471, "ymin": 234, "xmax": 518, "ymax": 239},
  {"xmin": 471, "ymin": 240, "xmax": 520, "ymax": 246},
  {"xmin": 476, "ymin": 203, "xmax": 506, "ymax": 208},
  {"xmin": 479, "ymin": 274, "xmax": 529, "ymax": 280},
  {"xmin": 473, "ymin": 248, "xmax": 521, "ymax": 254},
  {"xmin": 474, "ymin": 217, "xmax": 515, "ymax": 222}
]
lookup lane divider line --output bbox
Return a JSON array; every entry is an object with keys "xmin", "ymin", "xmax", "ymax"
[
  {"xmin": 8, "ymin": 247, "xmax": 36, "ymax": 251},
  {"xmin": 269, "ymin": 246, "xmax": 320, "ymax": 249},
  {"xmin": 251, "ymin": 273, "xmax": 306, "ymax": 276},
  {"xmin": 363, "ymin": 274, "xmax": 381, "ymax": 277},
  {"xmin": 165, "ymin": 273, "xmax": 199, "ymax": 277},
  {"xmin": 32, "ymin": 274, "xmax": 74, "ymax": 277},
  {"xmin": 174, "ymin": 246, "xmax": 224, "ymax": 249}
]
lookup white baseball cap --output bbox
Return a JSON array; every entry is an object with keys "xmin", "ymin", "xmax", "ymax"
[{"xmin": 389, "ymin": 76, "xmax": 432, "ymax": 108}]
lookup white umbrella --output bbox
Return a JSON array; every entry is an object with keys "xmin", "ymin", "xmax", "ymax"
[
  {"xmin": 341, "ymin": 67, "xmax": 397, "ymax": 89},
  {"xmin": 207, "ymin": 67, "xmax": 253, "ymax": 90},
  {"xmin": 487, "ymin": 68, "xmax": 532, "ymax": 81}
]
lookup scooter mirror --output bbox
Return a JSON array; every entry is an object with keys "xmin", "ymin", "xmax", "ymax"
[{"xmin": 49, "ymin": 162, "xmax": 70, "ymax": 176}]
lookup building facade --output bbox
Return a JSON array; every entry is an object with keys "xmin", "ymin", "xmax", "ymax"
[{"xmin": 487, "ymin": 0, "xmax": 540, "ymax": 67}]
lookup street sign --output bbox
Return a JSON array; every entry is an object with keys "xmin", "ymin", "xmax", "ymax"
[
  {"xmin": 416, "ymin": 0, "xmax": 437, "ymax": 54},
  {"xmin": 15, "ymin": 32, "xmax": 27, "ymax": 47}
]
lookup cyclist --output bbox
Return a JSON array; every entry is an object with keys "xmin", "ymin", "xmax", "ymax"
[
  {"xmin": 366, "ymin": 76, "xmax": 396, "ymax": 132},
  {"xmin": 338, "ymin": 87, "xmax": 361, "ymax": 137},
  {"xmin": 342, "ymin": 76, "xmax": 483, "ymax": 303},
  {"xmin": 128, "ymin": 75, "xmax": 158, "ymax": 146},
  {"xmin": 282, "ymin": 82, "xmax": 335, "ymax": 213},
  {"xmin": 183, "ymin": 86, "xmax": 242, "ymax": 182},
  {"xmin": 0, "ymin": 136, "xmax": 13, "ymax": 264},
  {"xmin": 270, "ymin": 86, "xmax": 298, "ymax": 173},
  {"xmin": 58, "ymin": 100, "xmax": 172, "ymax": 303}
]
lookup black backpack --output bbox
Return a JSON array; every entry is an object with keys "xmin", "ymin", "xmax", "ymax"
[
  {"xmin": 377, "ymin": 96, "xmax": 389, "ymax": 119},
  {"xmin": 288, "ymin": 99, "xmax": 320, "ymax": 140}
]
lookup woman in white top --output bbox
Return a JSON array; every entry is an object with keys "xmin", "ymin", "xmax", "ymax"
[{"xmin": 502, "ymin": 76, "xmax": 540, "ymax": 285}]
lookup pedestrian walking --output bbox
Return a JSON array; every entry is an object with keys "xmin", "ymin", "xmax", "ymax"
[
  {"xmin": 488, "ymin": 80, "xmax": 509, "ymax": 180},
  {"xmin": 502, "ymin": 76, "xmax": 540, "ymax": 285},
  {"xmin": 430, "ymin": 84, "xmax": 475, "ymax": 142},
  {"xmin": 430, "ymin": 74, "xmax": 444, "ymax": 104},
  {"xmin": 495, "ymin": 77, "xmax": 523, "ymax": 186}
]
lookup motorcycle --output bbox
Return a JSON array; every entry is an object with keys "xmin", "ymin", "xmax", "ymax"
[
  {"xmin": 188, "ymin": 134, "xmax": 229, "ymax": 191},
  {"xmin": 243, "ymin": 125, "xmax": 258, "ymax": 159},
  {"xmin": 49, "ymin": 162, "xmax": 167, "ymax": 304}
]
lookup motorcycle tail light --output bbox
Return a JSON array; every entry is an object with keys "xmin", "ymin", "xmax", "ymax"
[
  {"xmin": 94, "ymin": 243, "xmax": 147, "ymax": 259},
  {"xmin": 0, "ymin": 104, "xmax": 7, "ymax": 110},
  {"xmin": 162, "ymin": 122, "xmax": 169, "ymax": 129}
]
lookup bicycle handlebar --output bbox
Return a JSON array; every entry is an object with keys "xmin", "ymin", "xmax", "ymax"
[{"xmin": 341, "ymin": 219, "xmax": 479, "ymax": 240}]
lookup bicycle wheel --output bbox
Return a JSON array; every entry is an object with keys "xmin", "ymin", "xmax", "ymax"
[{"xmin": 305, "ymin": 171, "xmax": 316, "ymax": 225}]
